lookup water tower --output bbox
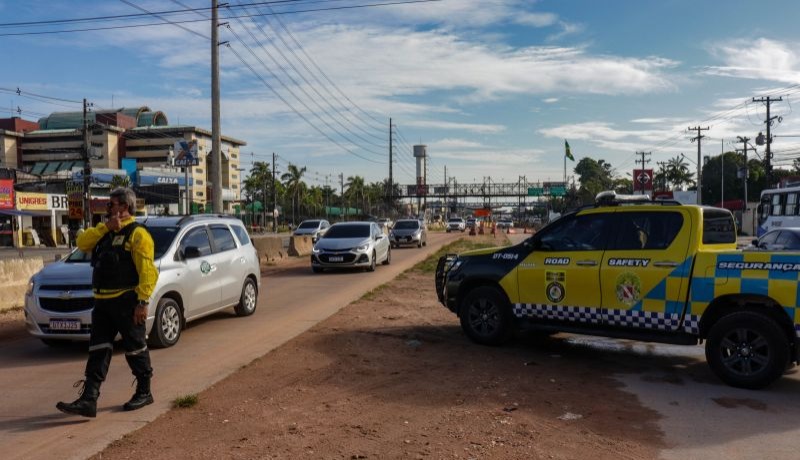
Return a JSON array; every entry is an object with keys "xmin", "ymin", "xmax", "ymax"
[{"xmin": 413, "ymin": 144, "xmax": 427, "ymax": 215}]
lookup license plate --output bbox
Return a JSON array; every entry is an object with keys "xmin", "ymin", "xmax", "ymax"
[
  {"xmin": 329, "ymin": 256, "xmax": 344, "ymax": 262},
  {"xmin": 49, "ymin": 319, "xmax": 81, "ymax": 331}
]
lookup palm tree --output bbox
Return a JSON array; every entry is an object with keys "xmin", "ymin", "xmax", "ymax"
[
  {"xmin": 281, "ymin": 164, "xmax": 307, "ymax": 225},
  {"xmin": 110, "ymin": 175, "xmax": 132, "ymax": 189},
  {"xmin": 666, "ymin": 156, "xmax": 695, "ymax": 190},
  {"xmin": 345, "ymin": 175, "xmax": 366, "ymax": 218},
  {"xmin": 244, "ymin": 162, "xmax": 272, "ymax": 227}
]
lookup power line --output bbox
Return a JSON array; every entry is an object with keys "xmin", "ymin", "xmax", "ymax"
[{"xmin": 0, "ymin": 0, "xmax": 443, "ymax": 37}]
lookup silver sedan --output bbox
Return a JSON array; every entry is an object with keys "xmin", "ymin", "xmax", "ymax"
[{"xmin": 311, "ymin": 222, "xmax": 391, "ymax": 273}]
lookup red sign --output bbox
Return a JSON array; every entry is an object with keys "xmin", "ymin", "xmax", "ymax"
[
  {"xmin": 633, "ymin": 169, "xmax": 654, "ymax": 191},
  {"xmin": 0, "ymin": 179, "xmax": 13, "ymax": 209}
]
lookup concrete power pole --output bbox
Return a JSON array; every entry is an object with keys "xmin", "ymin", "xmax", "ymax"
[
  {"xmin": 272, "ymin": 152, "xmax": 277, "ymax": 231},
  {"xmin": 688, "ymin": 126, "xmax": 709, "ymax": 204},
  {"xmin": 736, "ymin": 136, "xmax": 750, "ymax": 208},
  {"xmin": 388, "ymin": 118, "xmax": 392, "ymax": 213},
  {"xmin": 635, "ymin": 151, "xmax": 651, "ymax": 195},
  {"xmin": 753, "ymin": 96, "xmax": 782, "ymax": 188},
  {"xmin": 340, "ymin": 173, "xmax": 345, "ymax": 221},
  {"xmin": 82, "ymin": 98, "xmax": 92, "ymax": 228},
  {"xmin": 211, "ymin": 0, "xmax": 223, "ymax": 213}
]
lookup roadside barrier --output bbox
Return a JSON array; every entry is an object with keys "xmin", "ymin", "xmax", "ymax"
[{"xmin": 0, "ymin": 257, "xmax": 44, "ymax": 312}]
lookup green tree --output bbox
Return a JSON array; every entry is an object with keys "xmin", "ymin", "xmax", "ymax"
[
  {"xmin": 243, "ymin": 162, "xmax": 273, "ymax": 227},
  {"xmin": 281, "ymin": 164, "xmax": 307, "ymax": 225},
  {"xmin": 665, "ymin": 155, "xmax": 694, "ymax": 190},
  {"xmin": 110, "ymin": 175, "xmax": 131, "ymax": 188},
  {"xmin": 345, "ymin": 175, "xmax": 366, "ymax": 217},
  {"xmin": 701, "ymin": 151, "xmax": 742, "ymax": 205},
  {"xmin": 573, "ymin": 158, "xmax": 615, "ymax": 204}
]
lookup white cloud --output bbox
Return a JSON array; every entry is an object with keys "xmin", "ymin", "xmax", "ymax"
[
  {"xmin": 404, "ymin": 120, "xmax": 506, "ymax": 134},
  {"xmin": 703, "ymin": 38, "xmax": 800, "ymax": 83},
  {"xmin": 515, "ymin": 12, "xmax": 559, "ymax": 28},
  {"xmin": 543, "ymin": 98, "xmax": 559, "ymax": 103},
  {"xmin": 430, "ymin": 138, "xmax": 486, "ymax": 149}
]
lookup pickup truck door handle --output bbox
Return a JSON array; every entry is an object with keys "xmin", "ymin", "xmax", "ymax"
[
  {"xmin": 653, "ymin": 261, "xmax": 679, "ymax": 267},
  {"xmin": 576, "ymin": 260, "xmax": 597, "ymax": 266}
]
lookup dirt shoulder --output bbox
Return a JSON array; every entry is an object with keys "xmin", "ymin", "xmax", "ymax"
[{"xmin": 96, "ymin": 234, "xmax": 664, "ymax": 459}]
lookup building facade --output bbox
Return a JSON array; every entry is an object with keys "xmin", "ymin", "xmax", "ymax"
[{"xmin": 0, "ymin": 107, "xmax": 247, "ymax": 247}]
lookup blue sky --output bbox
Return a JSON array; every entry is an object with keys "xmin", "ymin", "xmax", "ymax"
[{"xmin": 3, "ymin": 0, "xmax": 800, "ymax": 190}]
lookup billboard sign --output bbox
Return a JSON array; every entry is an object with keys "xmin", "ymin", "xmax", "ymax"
[
  {"xmin": 0, "ymin": 179, "xmax": 13, "ymax": 209},
  {"xmin": 173, "ymin": 140, "xmax": 199, "ymax": 167},
  {"xmin": 633, "ymin": 169, "xmax": 654, "ymax": 191}
]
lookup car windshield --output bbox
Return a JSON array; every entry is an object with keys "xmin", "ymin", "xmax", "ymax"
[
  {"xmin": 298, "ymin": 221, "xmax": 320, "ymax": 229},
  {"xmin": 449, "ymin": 218, "xmax": 462, "ymax": 223},
  {"xmin": 394, "ymin": 221, "xmax": 419, "ymax": 230},
  {"xmin": 65, "ymin": 249, "xmax": 91, "ymax": 262},
  {"xmin": 148, "ymin": 226, "xmax": 181, "ymax": 259},
  {"xmin": 323, "ymin": 224, "xmax": 370, "ymax": 238}
]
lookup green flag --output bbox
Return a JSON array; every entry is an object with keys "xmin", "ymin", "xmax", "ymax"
[{"xmin": 565, "ymin": 140, "xmax": 574, "ymax": 161}]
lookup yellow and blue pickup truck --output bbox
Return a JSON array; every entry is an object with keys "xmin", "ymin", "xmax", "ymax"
[{"xmin": 435, "ymin": 192, "xmax": 800, "ymax": 389}]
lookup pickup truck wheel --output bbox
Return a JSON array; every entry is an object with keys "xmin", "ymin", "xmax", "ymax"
[
  {"xmin": 459, "ymin": 286, "xmax": 515, "ymax": 345},
  {"xmin": 705, "ymin": 312, "xmax": 789, "ymax": 389}
]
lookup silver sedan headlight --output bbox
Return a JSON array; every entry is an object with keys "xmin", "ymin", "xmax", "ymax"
[
  {"xmin": 26, "ymin": 278, "xmax": 35, "ymax": 296},
  {"xmin": 312, "ymin": 246, "xmax": 321, "ymax": 254},
  {"xmin": 356, "ymin": 242, "xmax": 370, "ymax": 252}
]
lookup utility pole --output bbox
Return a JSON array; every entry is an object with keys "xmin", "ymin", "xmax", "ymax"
[
  {"xmin": 272, "ymin": 152, "xmax": 277, "ymax": 231},
  {"xmin": 688, "ymin": 126, "xmax": 709, "ymax": 204},
  {"xmin": 736, "ymin": 135, "xmax": 751, "ymax": 218},
  {"xmin": 82, "ymin": 98, "xmax": 92, "ymax": 229},
  {"xmin": 443, "ymin": 165, "xmax": 447, "ymax": 218},
  {"xmin": 339, "ymin": 173, "xmax": 345, "ymax": 221},
  {"xmin": 635, "ymin": 151, "xmax": 651, "ymax": 195},
  {"xmin": 753, "ymin": 96, "xmax": 782, "ymax": 188},
  {"xmin": 211, "ymin": 0, "xmax": 223, "ymax": 213},
  {"xmin": 721, "ymin": 139, "xmax": 724, "ymax": 205},
  {"xmin": 388, "ymin": 118, "xmax": 393, "ymax": 214}
]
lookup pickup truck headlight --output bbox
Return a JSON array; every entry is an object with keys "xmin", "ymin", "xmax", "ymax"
[{"xmin": 448, "ymin": 257, "xmax": 464, "ymax": 272}]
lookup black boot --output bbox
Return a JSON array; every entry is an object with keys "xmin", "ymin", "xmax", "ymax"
[
  {"xmin": 56, "ymin": 379, "xmax": 100, "ymax": 418},
  {"xmin": 123, "ymin": 377, "xmax": 153, "ymax": 411}
]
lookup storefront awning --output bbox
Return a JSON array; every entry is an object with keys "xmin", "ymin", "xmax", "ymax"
[{"xmin": 0, "ymin": 209, "xmax": 47, "ymax": 216}]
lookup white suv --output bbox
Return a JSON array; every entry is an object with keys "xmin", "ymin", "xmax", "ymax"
[
  {"xmin": 24, "ymin": 215, "xmax": 261, "ymax": 348},
  {"xmin": 446, "ymin": 218, "xmax": 466, "ymax": 233}
]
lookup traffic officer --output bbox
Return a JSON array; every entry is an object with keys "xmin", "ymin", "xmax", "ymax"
[{"xmin": 56, "ymin": 187, "xmax": 159, "ymax": 418}]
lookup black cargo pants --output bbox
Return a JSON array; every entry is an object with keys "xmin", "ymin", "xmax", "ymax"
[{"xmin": 85, "ymin": 290, "xmax": 153, "ymax": 383}]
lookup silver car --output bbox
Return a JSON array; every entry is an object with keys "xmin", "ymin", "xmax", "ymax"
[
  {"xmin": 24, "ymin": 215, "xmax": 262, "ymax": 348},
  {"xmin": 293, "ymin": 219, "xmax": 331, "ymax": 242},
  {"xmin": 390, "ymin": 219, "xmax": 427, "ymax": 248},
  {"xmin": 311, "ymin": 222, "xmax": 391, "ymax": 273}
]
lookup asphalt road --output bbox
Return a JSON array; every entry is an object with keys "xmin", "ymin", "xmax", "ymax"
[
  {"xmin": 2, "ymin": 230, "xmax": 799, "ymax": 460},
  {"xmin": 0, "ymin": 231, "xmax": 461, "ymax": 460}
]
